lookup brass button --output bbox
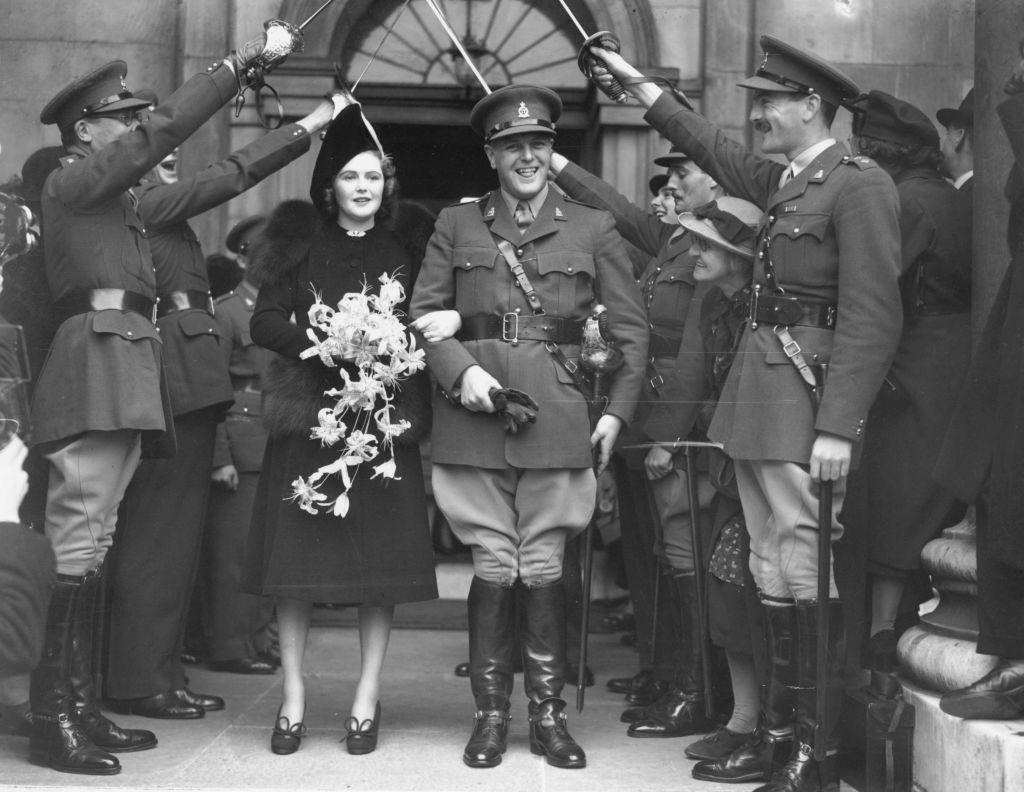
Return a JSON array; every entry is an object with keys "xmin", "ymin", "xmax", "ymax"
[{"xmin": 567, "ymin": 266, "xmax": 573, "ymax": 272}]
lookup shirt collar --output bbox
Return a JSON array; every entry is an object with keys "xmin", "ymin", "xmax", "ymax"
[
  {"xmin": 789, "ymin": 138, "xmax": 837, "ymax": 177},
  {"xmin": 953, "ymin": 170, "xmax": 974, "ymax": 190},
  {"xmin": 499, "ymin": 185, "xmax": 549, "ymax": 220}
]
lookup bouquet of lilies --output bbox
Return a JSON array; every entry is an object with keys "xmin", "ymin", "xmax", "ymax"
[{"xmin": 289, "ymin": 273, "xmax": 426, "ymax": 517}]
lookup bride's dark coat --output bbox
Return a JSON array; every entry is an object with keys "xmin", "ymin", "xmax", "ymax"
[{"xmin": 240, "ymin": 200, "xmax": 438, "ymax": 605}]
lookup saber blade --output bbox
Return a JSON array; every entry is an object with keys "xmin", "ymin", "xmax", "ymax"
[
  {"xmin": 298, "ymin": 0, "xmax": 337, "ymax": 30},
  {"xmin": 422, "ymin": 0, "xmax": 492, "ymax": 94},
  {"xmin": 554, "ymin": 0, "xmax": 589, "ymax": 39},
  {"xmin": 351, "ymin": 0, "xmax": 412, "ymax": 92}
]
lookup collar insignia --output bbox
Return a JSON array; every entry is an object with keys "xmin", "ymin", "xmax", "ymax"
[
  {"xmin": 485, "ymin": 206, "xmax": 495, "ymax": 217},
  {"xmin": 517, "ymin": 101, "xmax": 530, "ymax": 119},
  {"xmin": 812, "ymin": 169, "xmax": 824, "ymax": 179},
  {"xmin": 554, "ymin": 206, "xmax": 564, "ymax": 218}
]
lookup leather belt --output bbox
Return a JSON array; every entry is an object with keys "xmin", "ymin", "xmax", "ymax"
[
  {"xmin": 748, "ymin": 286, "xmax": 836, "ymax": 330},
  {"xmin": 56, "ymin": 288, "xmax": 156, "ymax": 323},
  {"xmin": 649, "ymin": 332, "xmax": 681, "ymax": 358},
  {"xmin": 157, "ymin": 289, "xmax": 214, "ymax": 318},
  {"xmin": 456, "ymin": 313, "xmax": 583, "ymax": 345}
]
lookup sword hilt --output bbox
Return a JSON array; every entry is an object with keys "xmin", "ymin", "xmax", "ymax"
[{"xmin": 577, "ymin": 31, "xmax": 629, "ymax": 104}]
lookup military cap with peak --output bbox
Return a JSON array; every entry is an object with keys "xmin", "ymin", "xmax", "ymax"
[
  {"xmin": 737, "ymin": 35, "xmax": 860, "ymax": 107},
  {"xmin": 937, "ymin": 88, "xmax": 974, "ymax": 128},
  {"xmin": 848, "ymin": 90, "xmax": 939, "ymax": 150},
  {"xmin": 226, "ymin": 215, "xmax": 268, "ymax": 254},
  {"xmin": 40, "ymin": 60, "xmax": 152, "ymax": 129},
  {"xmin": 653, "ymin": 144, "xmax": 692, "ymax": 168},
  {"xmin": 470, "ymin": 85, "xmax": 562, "ymax": 142}
]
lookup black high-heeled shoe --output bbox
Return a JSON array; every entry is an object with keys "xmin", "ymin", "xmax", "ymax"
[
  {"xmin": 270, "ymin": 709, "xmax": 307, "ymax": 755},
  {"xmin": 343, "ymin": 702, "xmax": 381, "ymax": 755}
]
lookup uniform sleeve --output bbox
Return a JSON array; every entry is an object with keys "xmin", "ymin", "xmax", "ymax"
[
  {"xmin": 643, "ymin": 92, "xmax": 781, "ymax": 209},
  {"xmin": 555, "ymin": 161, "xmax": 671, "ymax": 256},
  {"xmin": 48, "ymin": 64, "xmax": 239, "ymax": 210},
  {"xmin": 137, "ymin": 124, "xmax": 312, "ymax": 229},
  {"xmin": 643, "ymin": 285, "xmax": 710, "ymax": 442},
  {"xmin": 211, "ymin": 423, "xmax": 234, "ymax": 469},
  {"xmin": 408, "ymin": 209, "xmax": 481, "ymax": 392},
  {"xmin": 815, "ymin": 168, "xmax": 903, "ymax": 440},
  {"xmin": 592, "ymin": 211, "xmax": 649, "ymax": 425}
]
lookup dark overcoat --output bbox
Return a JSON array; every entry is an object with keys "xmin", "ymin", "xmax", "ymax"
[
  {"xmin": 554, "ymin": 161, "xmax": 699, "ymax": 462},
  {"xmin": 241, "ymin": 203, "xmax": 437, "ymax": 605},
  {"xmin": 842, "ymin": 168, "xmax": 971, "ymax": 573},
  {"xmin": 409, "ymin": 189, "xmax": 649, "ymax": 470},
  {"xmin": 136, "ymin": 123, "xmax": 312, "ymax": 417},
  {"xmin": 644, "ymin": 94, "xmax": 903, "ymax": 464},
  {"xmin": 30, "ymin": 61, "xmax": 238, "ymax": 447},
  {"xmin": 934, "ymin": 91, "xmax": 1024, "ymax": 568}
]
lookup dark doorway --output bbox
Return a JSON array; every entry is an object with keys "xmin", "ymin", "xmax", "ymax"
[{"xmin": 379, "ymin": 122, "xmax": 587, "ymax": 214}]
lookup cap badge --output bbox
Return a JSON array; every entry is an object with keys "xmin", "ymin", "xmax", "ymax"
[
  {"xmin": 759, "ymin": 52, "xmax": 769, "ymax": 72},
  {"xmin": 517, "ymin": 101, "xmax": 530, "ymax": 119},
  {"xmin": 120, "ymin": 75, "xmax": 128, "ymax": 91}
]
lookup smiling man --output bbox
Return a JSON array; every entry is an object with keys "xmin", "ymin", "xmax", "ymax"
[
  {"xmin": 411, "ymin": 84, "xmax": 647, "ymax": 770},
  {"xmin": 584, "ymin": 37, "xmax": 902, "ymax": 792}
]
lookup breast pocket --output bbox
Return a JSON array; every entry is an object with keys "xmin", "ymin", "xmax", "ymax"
[
  {"xmin": 451, "ymin": 246, "xmax": 498, "ymax": 314},
  {"xmin": 537, "ymin": 252, "xmax": 596, "ymax": 312},
  {"xmin": 769, "ymin": 213, "xmax": 833, "ymax": 287},
  {"xmin": 647, "ymin": 263, "xmax": 694, "ymax": 329}
]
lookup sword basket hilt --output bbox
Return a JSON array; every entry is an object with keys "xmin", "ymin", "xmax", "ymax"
[{"xmin": 577, "ymin": 31, "xmax": 629, "ymax": 104}]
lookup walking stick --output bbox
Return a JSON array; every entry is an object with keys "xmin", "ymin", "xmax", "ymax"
[
  {"xmin": 577, "ymin": 520, "xmax": 595, "ymax": 713},
  {"xmin": 683, "ymin": 444, "xmax": 715, "ymax": 720},
  {"xmin": 814, "ymin": 479, "xmax": 833, "ymax": 762}
]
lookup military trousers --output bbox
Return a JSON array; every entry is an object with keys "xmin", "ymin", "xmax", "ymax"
[
  {"xmin": 106, "ymin": 408, "xmax": 218, "ymax": 699},
  {"xmin": 42, "ymin": 429, "xmax": 142, "ymax": 576},
  {"xmin": 432, "ymin": 463, "xmax": 595, "ymax": 587},
  {"xmin": 734, "ymin": 459, "xmax": 844, "ymax": 601}
]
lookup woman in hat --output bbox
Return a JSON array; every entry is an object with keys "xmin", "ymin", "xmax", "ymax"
[
  {"xmin": 660, "ymin": 198, "xmax": 797, "ymax": 785},
  {"xmin": 241, "ymin": 103, "xmax": 438, "ymax": 756},
  {"xmin": 843, "ymin": 90, "xmax": 972, "ymax": 694}
]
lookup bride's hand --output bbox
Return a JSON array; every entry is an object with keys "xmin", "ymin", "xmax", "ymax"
[{"xmin": 411, "ymin": 310, "xmax": 462, "ymax": 343}]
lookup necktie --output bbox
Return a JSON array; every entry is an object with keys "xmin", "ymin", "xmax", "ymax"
[{"xmin": 514, "ymin": 201, "xmax": 533, "ymax": 232}]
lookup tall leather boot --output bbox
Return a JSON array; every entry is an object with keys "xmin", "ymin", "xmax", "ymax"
[
  {"xmin": 752, "ymin": 600, "xmax": 844, "ymax": 792},
  {"xmin": 29, "ymin": 575, "xmax": 120, "ymax": 775},
  {"xmin": 629, "ymin": 572, "xmax": 711, "ymax": 737},
  {"xmin": 693, "ymin": 599, "xmax": 798, "ymax": 783},
  {"xmin": 462, "ymin": 577, "xmax": 515, "ymax": 768},
  {"xmin": 70, "ymin": 566, "xmax": 157, "ymax": 752},
  {"xmin": 521, "ymin": 579, "xmax": 585, "ymax": 769}
]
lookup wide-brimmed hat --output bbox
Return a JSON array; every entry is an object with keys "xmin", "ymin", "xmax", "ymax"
[{"xmin": 678, "ymin": 197, "xmax": 763, "ymax": 260}]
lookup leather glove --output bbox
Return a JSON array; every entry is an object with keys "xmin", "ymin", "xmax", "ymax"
[
  {"xmin": 233, "ymin": 19, "xmax": 304, "ymax": 80},
  {"xmin": 488, "ymin": 387, "xmax": 539, "ymax": 434}
]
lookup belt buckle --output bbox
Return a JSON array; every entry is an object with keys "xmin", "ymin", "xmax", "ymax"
[
  {"xmin": 501, "ymin": 312, "xmax": 519, "ymax": 345},
  {"xmin": 749, "ymin": 284, "xmax": 761, "ymax": 330}
]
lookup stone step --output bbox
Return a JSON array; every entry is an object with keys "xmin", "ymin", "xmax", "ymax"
[{"xmin": 901, "ymin": 678, "xmax": 1024, "ymax": 792}]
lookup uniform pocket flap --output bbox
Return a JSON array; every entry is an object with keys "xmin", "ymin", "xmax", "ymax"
[
  {"xmin": 91, "ymin": 310, "xmax": 160, "ymax": 342},
  {"xmin": 770, "ymin": 213, "xmax": 830, "ymax": 241},
  {"xmin": 178, "ymin": 310, "xmax": 223, "ymax": 338},
  {"xmin": 452, "ymin": 247, "xmax": 498, "ymax": 271},
  {"xmin": 538, "ymin": 252, "xmax": 595, "ymax": 278},
  {"xmin": 763, "ymin": 325, "xmax": 833, "ymax": 365}
]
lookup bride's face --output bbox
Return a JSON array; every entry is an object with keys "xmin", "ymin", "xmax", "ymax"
[{"xmin": 332, "ymin": 150, "xmax": 384, "ymax": 225}]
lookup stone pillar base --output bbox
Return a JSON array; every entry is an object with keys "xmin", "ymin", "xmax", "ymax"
[{"xmin": 899, "ymin": 626, "xmax": 999, "ymax": 693}]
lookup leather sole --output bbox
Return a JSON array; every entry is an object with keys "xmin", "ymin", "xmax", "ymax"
[
  {"xmin": 627, "ymin": 727, "xmax": 705, "ymax": 738},
  {"xmin": 29, "ymin": 754, "xmax": 122, "ymax": 776},
  {"xmin": 101, "ymin": 736, "xmax": 159, "ymax": 753},
  {"xmin": 529, "ymin": 741, "xmax": 586, "ymax": 769},
  {"xmin": 107, "ymin": 701, "xmax": 205, "ymax": 720},
  {"xmin": 940, "ymin": 687, "xmax": 1024, "ymax": 720},
  {"xmin": 691, "ymin": 765, "xmax": 769, "ymax": 784}
]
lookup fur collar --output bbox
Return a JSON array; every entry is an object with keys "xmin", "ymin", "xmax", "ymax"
[{"xmin": 248, "ymin": 200, "xmax": 323, "ymax": 288}]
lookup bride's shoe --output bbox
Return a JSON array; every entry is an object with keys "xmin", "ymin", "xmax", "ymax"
[
  {"xmin": 271, "ymin": 709, "xmax": 307, "ymax": 755},
  {"xmin": 343, "ymin": 702, "xmax": 381, "ymax": 755}
]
